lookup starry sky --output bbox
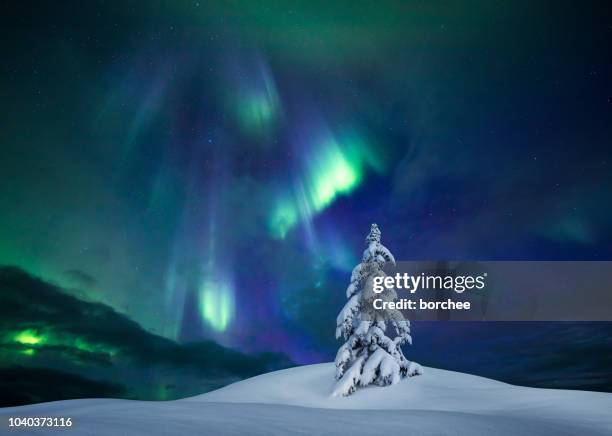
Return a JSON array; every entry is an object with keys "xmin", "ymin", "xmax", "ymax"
[{"xmin": 1, "ymin": 0, "xmax": 611, "ymax": 378}]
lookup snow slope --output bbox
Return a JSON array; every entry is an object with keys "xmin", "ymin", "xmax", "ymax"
[{"xmin": 2, "ymin": 364, "xmax": 611, "ymax": 435}]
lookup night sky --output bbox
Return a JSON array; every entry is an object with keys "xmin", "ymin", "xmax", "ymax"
[{"xmin": 1, "ymin": 1, "xmax": 612, "ymax": 403}]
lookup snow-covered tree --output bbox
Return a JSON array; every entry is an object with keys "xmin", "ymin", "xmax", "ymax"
[{"xmin": 333, "ymin": 223, "xmax": 422, "ymax": 396}]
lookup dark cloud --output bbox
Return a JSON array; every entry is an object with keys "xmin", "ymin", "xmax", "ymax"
[{"xmin": 0, "ymin": 267, "xmax": 292, "ymax": 406}]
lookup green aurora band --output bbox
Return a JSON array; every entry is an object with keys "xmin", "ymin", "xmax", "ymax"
[
  {"xmin": 269, "ymin": 131, "xmax": 385, "ymax": 239},
  {"xmin": 5, "ymin": 328, "xmax": 118, "ymax": 359},
  {"xmin": 198, "ymin": 277, "xmax": 234, "ymax": 332}
]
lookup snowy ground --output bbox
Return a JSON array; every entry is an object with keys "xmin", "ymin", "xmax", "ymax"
[{"xmin": 2, "ymin": 363, "xmax": 611, "ymax": 435}]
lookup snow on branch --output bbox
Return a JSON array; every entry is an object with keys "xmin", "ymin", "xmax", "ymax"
[{"xmin": 332, "ymin": 224, "xmax": 421, "ymax": 397}]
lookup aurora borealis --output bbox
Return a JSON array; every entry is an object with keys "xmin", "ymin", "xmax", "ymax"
[
  {"xmin": 1, "ymin": 1, "xmax": 612, "ymax": 404},
  {"xmin": 269, "ymin": 127, "xmax": 384, "ymax": 239}
]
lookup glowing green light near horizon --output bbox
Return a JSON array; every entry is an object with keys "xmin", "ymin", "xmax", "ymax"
[
  {"xmin": 9, "ymin": 329, "xmax": 117, "ymax": 358},
  {"xmin": 199, "ymin": 277, "xmax": 234, "ymax": 332},
  {"xmin": 73, "ymin": 337, "xmax": 118, "ymax": 357},
  {"xmin": 197, "ymin": 207, "xmax": 235, "ymax": 332},
  {"xmin": 14, "ymin": 329, "xmax": 46, "ymax": 345}
]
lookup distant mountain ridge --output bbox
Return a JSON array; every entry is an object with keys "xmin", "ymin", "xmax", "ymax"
[{"xmin": 0, "ymin": 266, "xmax": 292, "ymax": 407}]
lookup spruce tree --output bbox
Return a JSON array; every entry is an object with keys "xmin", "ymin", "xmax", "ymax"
[{"xmin": 333, "ymin": 224, "xmax": 422, "ymax": 396}]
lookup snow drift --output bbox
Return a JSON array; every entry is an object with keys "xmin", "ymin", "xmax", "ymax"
[{"xmin": 2, "ymin": 363, "xmax": 611, "ymax": 435}]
